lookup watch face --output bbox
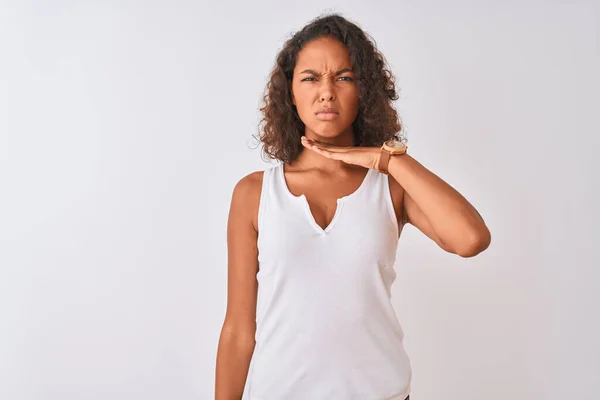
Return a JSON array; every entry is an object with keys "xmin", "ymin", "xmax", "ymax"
[{"xmin": 385, "ymin": 139, "xmax": 406, "ymax": 148}]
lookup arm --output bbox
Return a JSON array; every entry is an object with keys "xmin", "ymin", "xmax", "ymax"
[
  {"xmin": 388, "ymin": 153, "xmax": 491, "ymax": 258},
  {"xmin": 215, "ymin": 172, "xmax": 262, "ymax": 399}
]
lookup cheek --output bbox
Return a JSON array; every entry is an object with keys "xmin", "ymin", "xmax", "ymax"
[
  {"xmin": 295, "ymin": 100, "xmax": 312, "ymax": 119},
  {"xmin": 293, "ymin": 93, "xmax": 314, "ymax": 117},
  {"xmin": 342, "ymin": 88, "xmax": 360, "ymax": 115},
  {"xmin": 292, "ymin": 88, "xmax": 310, "ymax": 108},
  {"xmin": 340, "ymin": 85, "xmax": 359, "ymax": 102}
]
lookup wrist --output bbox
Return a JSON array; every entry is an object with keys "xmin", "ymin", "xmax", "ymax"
[
  {"xmin": 386, "ymin": 151, "xmax": 411, "ymax": 175},
  {"xmin": 377, "ymin": 140, "xmax": 408, "ymax": 174}
]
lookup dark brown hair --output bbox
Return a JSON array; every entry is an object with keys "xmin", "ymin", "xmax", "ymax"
[{"xmin": 252, "ymin": 12, "xmax": 405, "ymax": 163}]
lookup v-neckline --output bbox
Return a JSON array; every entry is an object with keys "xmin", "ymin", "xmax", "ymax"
[{"xmin": 279, "ymin": 163, "xmax": 374, "ymax": 235}]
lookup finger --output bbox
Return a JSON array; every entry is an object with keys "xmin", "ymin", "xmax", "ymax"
[
  {"xmin": 302, "ymin": 136, "xmax": 347, "ymax": 148},
  {"xmin": 302, "ymin": 138, "xmax": 352, "ymax": 152}
]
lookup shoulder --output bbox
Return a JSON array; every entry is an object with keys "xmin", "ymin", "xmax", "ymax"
[
  {"xmin": 230, "ymin": 168, "xmax": 269, "ymax": 231},
  {"xmin": 233, "ymin": 169, "xmax": 265, "ymax": 196}
]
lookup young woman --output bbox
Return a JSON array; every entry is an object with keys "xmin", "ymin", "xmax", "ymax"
[{"xmin": 215, "ymin": 13, "xmax": 491, "ymax": 400}]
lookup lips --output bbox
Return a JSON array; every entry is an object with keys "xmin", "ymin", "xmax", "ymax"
[
  {"xmin": 316, "ymin": 111, "xmax": 339, "ymax": 121},
  {"xmin": 317, "ymin": 108, "xmax": 338, "ymax": 114}
]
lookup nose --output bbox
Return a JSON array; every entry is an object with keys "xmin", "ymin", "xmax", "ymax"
[{"xmin": 319, "ymin": 79, "xmax": 336, "ymax": 102}]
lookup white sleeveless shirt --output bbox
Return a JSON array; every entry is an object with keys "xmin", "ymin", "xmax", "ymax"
[{"xmin": 242, "ymin": 163, "xmax": 412, "ymax": 400}]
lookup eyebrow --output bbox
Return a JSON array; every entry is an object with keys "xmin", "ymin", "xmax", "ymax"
[{"xmin": 298, "ymin": 68, "xmax": 354, "ymax": 76}]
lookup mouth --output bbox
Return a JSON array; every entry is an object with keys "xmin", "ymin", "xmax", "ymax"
[{"xmin": 316, "ymin": 111, "xmax": 339, "ymax": 121}]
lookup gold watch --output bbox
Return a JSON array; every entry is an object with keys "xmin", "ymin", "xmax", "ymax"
[{"xmin": 378, "ymin": 138, "xmax": 407, "ymax": 175}]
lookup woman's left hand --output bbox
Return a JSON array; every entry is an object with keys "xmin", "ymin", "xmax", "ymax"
[{"xmin": 301, "ymin": 136, "xmax": 381, "ymax": 171}]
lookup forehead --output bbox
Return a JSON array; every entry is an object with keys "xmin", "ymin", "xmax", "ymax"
[{"xmin": 294, "ymin": 36, "xmax": 352, "ymax": 71}]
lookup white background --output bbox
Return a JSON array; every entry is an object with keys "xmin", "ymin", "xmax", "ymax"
[{"xmin": 1, "ymin": 1, "xmax": 599, "ymax": 399}]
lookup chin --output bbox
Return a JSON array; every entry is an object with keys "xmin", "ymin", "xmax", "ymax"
[{"xmin": 311, "ymin": 123, "xmax": 349, "ymax": 137}]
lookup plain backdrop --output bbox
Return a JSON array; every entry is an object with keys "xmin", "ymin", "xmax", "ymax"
[{"xmin": 1, "ymin": 1, "xmax": 599, "ymax": 399}]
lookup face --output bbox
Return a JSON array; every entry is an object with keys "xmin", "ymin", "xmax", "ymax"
[{"xmin": 290, "ymin": 36, "xmax": 359, "ymax": 139}]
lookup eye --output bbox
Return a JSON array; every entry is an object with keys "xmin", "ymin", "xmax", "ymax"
[{"xmin": 300, "ymin": 76, "xmax": 354, "ymax": 82}]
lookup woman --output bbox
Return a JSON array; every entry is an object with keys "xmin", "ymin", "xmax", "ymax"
[{"xmin": 215, "ymin": 13, "xmax": 491, "ymax": 400}]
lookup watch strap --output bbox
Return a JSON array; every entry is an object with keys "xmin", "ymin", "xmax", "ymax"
[{"xmin": 378, "ymin": 147, "xmax": 392, "ymax": 175}]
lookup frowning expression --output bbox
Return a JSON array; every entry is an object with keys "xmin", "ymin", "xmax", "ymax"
[{"xmin": 290, "ymin": 36, "xmax": 360, "ymax": 138}]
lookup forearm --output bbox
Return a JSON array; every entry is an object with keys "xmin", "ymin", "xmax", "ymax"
[
  {"xmin": 388, "ymin": 153, "xmax": 490, "ymax": 254},
  {"xmin": 215, "ymin": 330, "xmax": 255, "ymax": 400}
]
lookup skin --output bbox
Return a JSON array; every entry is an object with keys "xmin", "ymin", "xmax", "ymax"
[
  {"xmin": 215, "ymin": 35, "xmax": 491, "ymax": 399},
  {"xmin": 283, "ymin": 36, "xmax": 384, "ymax": 234}
]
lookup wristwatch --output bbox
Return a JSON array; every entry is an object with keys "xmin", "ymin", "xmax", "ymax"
[{"xmin": 378, "ymin": 138, "xmax": 408, "ymax": 175}]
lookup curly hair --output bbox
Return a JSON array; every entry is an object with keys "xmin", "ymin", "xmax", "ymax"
[{"xmin": 252, "ymin": 12, "xmax": 405, "ymax": 164}]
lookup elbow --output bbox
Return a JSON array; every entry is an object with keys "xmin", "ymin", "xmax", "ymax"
[{"xmin": 456, "ymin": 227, "xmax": 492, "ymax": 258}]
